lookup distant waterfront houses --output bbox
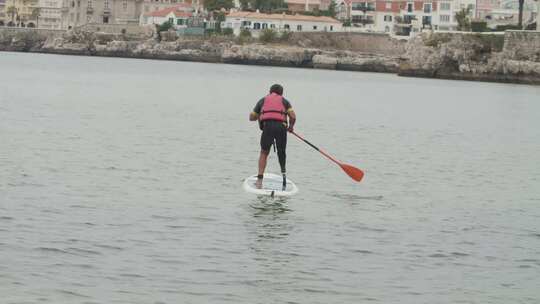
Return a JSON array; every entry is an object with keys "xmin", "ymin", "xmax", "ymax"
[
  {"xmin": 342, "ymin": 0, "xmax": 478, "ymax": 35},
  {"xmin": 224, "ymin": 11, "xmax": 343, "ymax": 36},
  {"xmin": 339, "ymin": 0, "xmax": 538, "ymax": 36},
  {"xmin": 62, "ymin": 0, "xmax": 196, "ymax": 29}
]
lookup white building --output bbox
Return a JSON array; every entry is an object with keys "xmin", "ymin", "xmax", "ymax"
[
  {"xmin": 37, "ymin": 0, "xmax": 63, "ymax": 29},
  {"xmin": 224, "ymin": 11, "xmax": 343, "ymax": 35},
  {"xmin": 435, "ymin": 0, "xmax": 477, "ymax": 31},
  {"xmin": 140, "ymin": 4, "xmax": 192, "ymax": 27}
]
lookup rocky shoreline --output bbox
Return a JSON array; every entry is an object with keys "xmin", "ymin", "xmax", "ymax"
[{"xmin": 1, "ymin": 29, "xmax": 539, "ymax": 85}]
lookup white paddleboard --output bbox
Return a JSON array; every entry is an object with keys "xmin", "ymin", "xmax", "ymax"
[{"xmin": 243, "ymin": 173, "xmax": 299, "ymax": 197}]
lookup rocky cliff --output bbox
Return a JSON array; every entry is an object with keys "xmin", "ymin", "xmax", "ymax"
[
  {"xmin": 400, "ymin": 31, "xmax": 540, "ymax": 85},
  {"xmin": 1, "ymin": 28, "xmax": 539, "ymax": 85}
]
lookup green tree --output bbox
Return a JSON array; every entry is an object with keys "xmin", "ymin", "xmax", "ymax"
[
  {"xmin": 204, "ymin": 0, "xmax": 234, "ymax": 11},
  {"xmin": 159, "ymin": 20, "xmax": 173, "ymax": 32},
  {"xmin": 6, "ymin": 6, "xmax": 18, "ymax": 23},
  {"xmin": 455, "ymin": 8, "xmax": 471, "ymax": 31},
  {"xmin": 325, "ymin": 0, "xmax": 337, "ymax": 18},
  {"xmin": 259, "ymin": 28, "xmax": 277, "ymax": 43}
]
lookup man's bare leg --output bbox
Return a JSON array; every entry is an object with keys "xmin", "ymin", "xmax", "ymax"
[{"xmin": 256, "ymin": 150, "xmax": 269, "ymax": 188}]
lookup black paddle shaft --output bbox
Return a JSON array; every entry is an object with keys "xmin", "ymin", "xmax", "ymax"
[{"xmin": 297, "ymin": 136, "xmax": 320, "ymax": 152}]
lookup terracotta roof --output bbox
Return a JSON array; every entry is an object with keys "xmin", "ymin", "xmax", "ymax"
[
  {"xmin": 144, "ymin": 4, "xmax": 193, "ymax": 17},
  {"xmin": 285, "ymin": 0, "xmax": 322, "ymax": 4},
  {"xmin": 227, "ymin": 11, "xmax": 340, "ymax": 23}
]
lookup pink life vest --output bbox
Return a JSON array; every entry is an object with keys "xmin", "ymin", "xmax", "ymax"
[{"xmin": 260, "ymin": 93, "xmax": 286, "ymax": 122}]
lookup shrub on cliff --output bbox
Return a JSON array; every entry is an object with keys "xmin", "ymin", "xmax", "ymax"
[
  {"xmin": 222, "ymin": 28, "xmax": 234, "ymax": 36},
  {"xmin": 494, "ymin": 24, "xmax": 522, "ymax": 31},
  {"xmin": 259, "ymin": 29, "xmax": 278, "ymax": 43},
  {"xmin": 240, "ymin": 29, "xmax": 251, "ymax": 38},
  {"xmin": 455, "ymin": 8, "xmax": 471, "ymax": 31},
  {"xmin": 280, "ymin": 30, "xmax": 292, "ymax": 42},
  {"xmin": 471, "ymin": 21, "xmax": 488, "ymax": 32}
]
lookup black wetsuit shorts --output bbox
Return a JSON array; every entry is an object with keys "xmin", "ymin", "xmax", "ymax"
[{"xmin": 260, "ymin": 120, "xmax": 287, "ymax": 152}]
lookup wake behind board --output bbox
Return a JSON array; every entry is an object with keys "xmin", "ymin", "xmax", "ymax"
[{"xmin": 243, "ymin": 173, "xmax": 298, "ymax": 197}]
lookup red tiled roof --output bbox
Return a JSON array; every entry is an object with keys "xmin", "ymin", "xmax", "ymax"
[
  {"xmin": 144, "ymin": 4, "xmax": 193, "ymax": 17},
  {"xmin": 227, "ymin": 11, "xmax": 340, "ymax": 23}
]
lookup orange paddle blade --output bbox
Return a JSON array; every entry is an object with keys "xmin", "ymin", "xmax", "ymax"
[{"xmin": 340, "ymin": 163, "xmax": 364, "ymax": 182}]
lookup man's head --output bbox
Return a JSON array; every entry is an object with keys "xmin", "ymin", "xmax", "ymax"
[{"xmin": 270, "ymin": 84, "xmax": 283, "ymax": 95}]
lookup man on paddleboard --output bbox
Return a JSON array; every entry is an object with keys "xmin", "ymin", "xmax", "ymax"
[{"xmin": 249, "ymin": 84, "xmax": 296, "ymax": 187}]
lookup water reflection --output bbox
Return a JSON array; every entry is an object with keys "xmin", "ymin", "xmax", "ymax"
[{"xmin": 243, "ymin": 197, "xmax": 299, "ymax": 292}]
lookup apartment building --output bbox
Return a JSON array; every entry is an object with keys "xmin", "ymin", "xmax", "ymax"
[
  {"xmin": 63, "ymin": 0, "xmax": 143, "ymax": 28},
  {"xmin": 37, "ymin": 0, "xmax": 63, "ymax": 29},
  {"xmin": 344, "ymin": 0, "xmax": 478, "ymax": 35}
]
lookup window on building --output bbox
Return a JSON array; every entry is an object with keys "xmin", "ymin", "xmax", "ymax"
[
  {"xmin": 104, "ymin": 0, "xmax": 109, "ymax": 9},
  {"xmin": 297, "ymin": 24, "xmax": 302, "ymax": 31},
  {"xmin": 330, "ymin": 25, "xmax": 333, "ymax": 31},
  {"xmin": 407, "ymin": 3, "xmax": 413, "ymax": 12},
  {"xmin": 384, "ymin": 15, "xmax": 392, "ymax": 22},
  {"xmin": 385, "ymin": 26, "xmax": 390, "ymax": 32},
  {"xmin": 123, "ymin": 0, "xmax": 127, "ymax": 10},
  {"xmin": 439, "ymin": 14, "xmax": 450, "ymax": 22},
  {"xmin": 177, "ymin": 19, "xmax": 183, "ymax": 25},
  {"xmin": 87, "ymin": 0, "xmax": 92, "ymax": 8},
  {"xmin": 313, "ymin": 25, "xmax": 317, "ymax": 30},
  {"xmin": 262, "ymin": 23, "xmax": 267, "ymax": 29},
  {"xmin": 241, "ymin": 21, "xmax": 251, "ymax": 27},
  {"xmin": 422, "ymin": 15, "xmax": 431, "ymax": 26},
  {"xmin": 423, "ymin": 3, "xmax": 431, "ymax": 13},
  {"xmin": 253, "ymin": 22, "xmax": 260, "ymax": 29},
  {"xmin": 270, "ymin": 24, "xmax": 275, "ymax": 29},
  {"xmin": 103, "ymin": 16, "xmax": 109, "ymax": 23},
  {"xmin": 440, "ymin": 2, "xmax": 450, "ymax": 10},
  {"xmin": 168, "ymin": 17, "xmax": 174, "ymax": 24}
]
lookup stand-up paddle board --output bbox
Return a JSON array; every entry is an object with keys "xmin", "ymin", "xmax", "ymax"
[{"xmin": 243, "ymin": 173, "xmax": 298, "ymax": 197}]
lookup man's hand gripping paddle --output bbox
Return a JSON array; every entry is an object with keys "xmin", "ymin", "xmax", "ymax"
[{"xmin": 290, "ymin": 131, "xmax": 364, "ymax": 182}]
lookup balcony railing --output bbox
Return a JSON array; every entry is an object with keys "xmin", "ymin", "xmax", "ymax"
[
  {"xmin": 394, "ymin": 16, "xmax": 415, "ymax": 24},
  {"xmin": 351, "ymin": 18, "xmax": 375, "ymax": 25},
  {"xmin": 351, "ymin": 5, "xmax": 375, "ymax": 12}
]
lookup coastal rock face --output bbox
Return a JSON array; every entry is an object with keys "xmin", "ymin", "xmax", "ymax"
[
  {"xmin": 400, "ymin": 31, "xmax": 540, "ymax": 84},
  {"xmin": 222, "ymin": 44, "xmax": 318, "ymax": 66},
  {"xmin": 313, "ymin": 52, "xmax": 399, "ymax": 72},
  {"xmin": 1, "ymin": 28, "xmax": 539, "ymax": 84}
]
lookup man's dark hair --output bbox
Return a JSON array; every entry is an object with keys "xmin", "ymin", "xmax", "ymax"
[{"xmin": 270, "ymin": 84, "xmax": 283, "ymax": 95}]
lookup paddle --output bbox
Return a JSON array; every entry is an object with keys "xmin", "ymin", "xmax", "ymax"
[{"xmin": 290, "ymin": 130, "xmax": 364, "ymax": 182}]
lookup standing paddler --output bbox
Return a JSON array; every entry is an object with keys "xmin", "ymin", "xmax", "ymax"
[{"xmin": 249, "ymin": 84, "xmax": 296, "ymax": 188}]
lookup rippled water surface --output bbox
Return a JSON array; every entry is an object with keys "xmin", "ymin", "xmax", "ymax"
[{"xmin": 1, "ymin": 52, "xmax": 540, "ymax": 304}]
